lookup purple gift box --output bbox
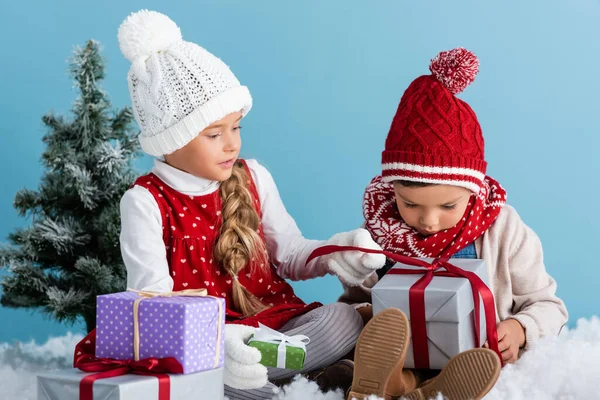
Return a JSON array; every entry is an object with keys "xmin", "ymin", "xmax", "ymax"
[{"xmin": 95, "ymin": 291, "xmax": 225, "ymax": 374}]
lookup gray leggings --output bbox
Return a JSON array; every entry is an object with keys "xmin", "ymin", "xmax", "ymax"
[{"xmin": 224, "ymin": 302, "xmax": 363, "ymax": 400}]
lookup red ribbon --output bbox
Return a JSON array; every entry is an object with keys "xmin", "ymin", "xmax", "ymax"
[
  {"xmin": 306, "ymin": 245, "xmax": 502, "ymax": 369},
  {"xmin": 73, "ymin": 329, "xmax": 183, "ymax": 400}
]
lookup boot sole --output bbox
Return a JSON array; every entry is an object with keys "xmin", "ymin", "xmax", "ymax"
[
  {"xmin": 403, "ymin": 348, "xmax": 501, "ymax": 400},
  {"xmin": 347, "ymin": 308, "xmax": 410, "ymax": 400}
]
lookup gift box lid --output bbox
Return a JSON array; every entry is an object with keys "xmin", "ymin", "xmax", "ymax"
[
  {"xmin": 372, "ymin": 258, "xmax": 489, "ymax": 322},
  {"xmin": 96, "ymin": 291, "xmax": 225, "ymax": 324},
  {"xmin": 97, "ymin": 290, "xmax": 221, "ymax": 306}
]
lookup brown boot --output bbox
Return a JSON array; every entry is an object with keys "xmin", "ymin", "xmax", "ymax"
[
  {"xmin": 402, "ymin": 348, "xmax": 501, "ymax": 400},
  {"xmin": 309, "ymin": 359, "xmax": 355, "ymax": 393},
  {"xmin": 272, "ymin": 360, "xmax": 354, "ymax": 392},
  {"xmin": 356, "ymin": 305, "xmax": 374, "ymax": 327},
  {"xmin": 384, "ymin": 363, "xmax": 420, "ymax": 398},
  {"xmin": 346, "ymin": 308, "xmax": 410, "ymax": 400}
]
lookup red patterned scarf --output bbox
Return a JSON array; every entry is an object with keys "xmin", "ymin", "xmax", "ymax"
[{"xmin": 363, "ymin": 176, "xmax": 506, "ymax": 258}]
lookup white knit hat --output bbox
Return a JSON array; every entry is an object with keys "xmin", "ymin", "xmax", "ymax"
[{"xmin": 117, "ymin": 10, "xmax": 252, "ymax": 156}]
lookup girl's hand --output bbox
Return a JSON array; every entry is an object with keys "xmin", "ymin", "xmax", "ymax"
[
  {"xmin": 223, "ymin": 324, "xmax": 268, "ymax": 390},
  {"xmin": 324, "ymin": 229, "xmax": 386, "ymax": 286}
]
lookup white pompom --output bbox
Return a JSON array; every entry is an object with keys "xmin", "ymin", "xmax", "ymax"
[{"xmin": 118, "ymin": 10, "xmax": 182, "ymax": 62}]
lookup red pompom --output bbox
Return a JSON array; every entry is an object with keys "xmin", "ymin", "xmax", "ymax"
[{"xmin": 429, "ymin": 48, "xmax": 479, "ymax": 94}]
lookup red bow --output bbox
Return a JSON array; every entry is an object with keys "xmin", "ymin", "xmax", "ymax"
[
  {"xmin": 306, "ymin": 245, "xmax": 502, "ymax": 368},
  {"xmin": 73, "ymin": 329, "xmax": 183, "ymax": 400}
]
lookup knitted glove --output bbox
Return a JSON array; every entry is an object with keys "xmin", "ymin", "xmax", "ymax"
[
  {"xmin": 324, "ymin": 228, "xmax": 386, "ymax": 286},
  {"xmin": 223, "ymin": 324, "xmax": 269, "ymax": 390}
]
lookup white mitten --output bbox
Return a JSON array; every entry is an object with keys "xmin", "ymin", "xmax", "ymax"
[
  {"xmin": 324, "ymin": 228, "xmax": 386, "ymax": 286},
  {"xmin": 223, "ymin": 324, "xmax": 269, "ymax": 390}
]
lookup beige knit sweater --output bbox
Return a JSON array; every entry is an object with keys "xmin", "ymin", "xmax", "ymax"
[{"xmin": 339, "ymin": 204, "xmax": 568, "ymax": 350}]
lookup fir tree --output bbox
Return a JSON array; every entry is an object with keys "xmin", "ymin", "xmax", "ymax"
[{"xmin": 0, "ymin": 40, "xmax": 140, "ymax": 333}]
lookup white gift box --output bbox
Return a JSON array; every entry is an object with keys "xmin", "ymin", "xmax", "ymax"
[
  {"xmin": 372, "ymin": 258, "xmax": 490, "ymax": 369},
  {"xmin": 37, "ymin": 366, "xmax": 224, "ymax": 400}
]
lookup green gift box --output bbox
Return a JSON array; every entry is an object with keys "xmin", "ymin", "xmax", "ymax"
[{"xmin": 247, "ymin": 323, "xmax": 310, "ymax": 370}]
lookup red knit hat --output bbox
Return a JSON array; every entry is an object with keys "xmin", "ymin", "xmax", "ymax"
[{"xmin": 382, "ymin": 48, "xmax": 486, "ymax": 193}]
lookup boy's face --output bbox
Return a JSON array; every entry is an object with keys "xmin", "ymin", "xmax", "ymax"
[
  {"xmin": 392, "ymin": 182, "xmax": 472, "ymax": 236},
  {"xmin": 164, "ymin": 111, "xmax": 243, "ymax": 182}
]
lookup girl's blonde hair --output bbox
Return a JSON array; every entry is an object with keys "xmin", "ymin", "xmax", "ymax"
[{"xmin": 213, "ymin": 161, "xmax": 269, "ymax": 316}]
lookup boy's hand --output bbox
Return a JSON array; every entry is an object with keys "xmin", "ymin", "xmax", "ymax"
[{"xmin": 484, "ymin": 319, "xmax": 526, "ymax": 364}]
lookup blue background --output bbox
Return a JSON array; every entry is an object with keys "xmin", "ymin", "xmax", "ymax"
[{"xmin": 1, "ymin": 0, "xmax": 599, "ymax": 343}]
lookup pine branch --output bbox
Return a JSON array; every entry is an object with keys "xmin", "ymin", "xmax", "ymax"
[
  {"xmin": 42, "ymin": 135, "xmax": 79, "ymax": 171},
  {"xmin": 70, "ymin": 40, "xmax": 105, "ymax": 98},
  {"xmin": 13, "ymin": 188, "xmax": 41, "ymax": 217},
  {"xmin": 72, "ymin": 97, "xmax": 112, "ymax": 149},
  {"xmin": 1, "ymin": 262, "xmax": 50, "ymax": 308},
  {"xmin": 93, "ymin": 203, "xmax": 122, "ymax": 255},
  {"xmin": 111, "ymin": 107, "xmax": 135, "ymax": 137},
  {"xmin": 38, "ymin": 172, "xmax": 82, "ymax": 218},
  {"xmin": 34, "ymin": 217, "xmax": 92, "ymax": 255},
  {"xmin": 42, "ymin": 113, "xmax": 74, "ymax": 145},
  {"xmin": 64, "ymin": 163, "xmax": 99, "ymax": 210},
  {"xmin": 73, "ymin": 257, "xmax": 125, "ymax": 294},
  {"xmin": 46, "ymin": 286, "xmax": 93, "ymax": 324},
  {"xmin": 119, "ymin": 136, "xmax": 142, "ymax": 159},
  {"xmin": 7, "ymin": 227, "xmax": 44, "ymax": 260},
  {"xmin": 0, "ymin": 244, "xmax": 24, "ymax": 268},
  {"xmin": 96, "ymin": 140, "xmax": 127, "ymax": 175}
]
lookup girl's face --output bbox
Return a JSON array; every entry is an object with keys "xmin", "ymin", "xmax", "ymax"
[
  {"xmin": 164, "ymin": 111, "xmax": 243, "ymax": 181},
  {"xmin": 393, "ymin": 182, "xmax": 472, "ymax": 236}
]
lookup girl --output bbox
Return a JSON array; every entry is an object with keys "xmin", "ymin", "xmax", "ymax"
[
  {"xmin": 116, "ymin": 10, "xmax": 386, "ymax": 400},
  {"xmin": 339, "ymin": 48, "xmax": 569, "ymax": 399}
]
